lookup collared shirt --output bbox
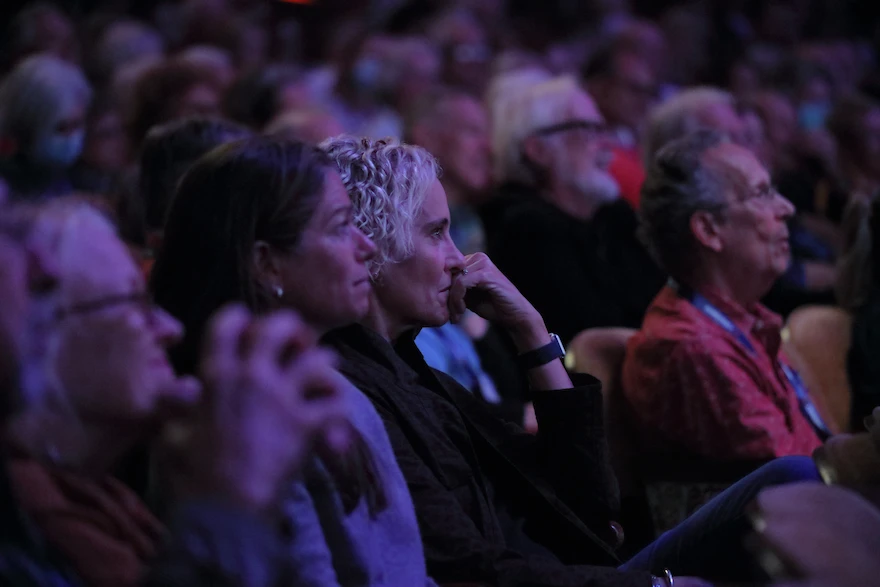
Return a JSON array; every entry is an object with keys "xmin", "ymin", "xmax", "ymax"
[{"xmin": 622, "ymin": 285, "xmax": 823, "ymax": 460}]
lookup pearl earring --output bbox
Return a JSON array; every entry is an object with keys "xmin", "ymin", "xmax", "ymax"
[{"xmin": 274, "ymin": 285, "xmax": 284, "ymax": 299}]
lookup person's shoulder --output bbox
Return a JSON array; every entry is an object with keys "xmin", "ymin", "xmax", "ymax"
[{"xmin": 631, "ymin": 291, "xmax": 722, "ymax": 356}]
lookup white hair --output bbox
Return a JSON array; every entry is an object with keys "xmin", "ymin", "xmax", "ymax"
[
  {"xmin": 10, "ymin": 201, "xmax": 117, "ymax": 453},
  {"xmin": 643, "ymin": 86, "xmax": 734, "ymax": 167},
  {"xmin": 0, "ymin": 55, "xmax": 92, "ymax": 153},
  {"xmin": 491, "ymin": 74, "xmax": 584, "ymax": 185},
  {"xmin": 320, "ymin": 136, "xmax": 440, "ymax": 277},
  {"xmin": 31, "ymin": 201, "xmax": 118, "ymax": 305}
]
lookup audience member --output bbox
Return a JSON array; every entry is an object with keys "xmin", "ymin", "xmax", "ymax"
[
  {"xmin": 124, "ymin": 59, "xmax": 222, "ymax": 152},
  {"xmin": 151, "ymin": 136, "xmax": 436, "ymax": 586},
  {"xmin": 643, "ymin": 87, "xmax": 745, "ymax": 169},
  {"xmin": 175, "ymin": 45, "xmax": 236, "ymax": 91},
  {"xmin": 0, "ymin": 55, "xmax": 92, "ymax": 201},
  {"xmin": 406, "ymin": 88, "xmax": 492, "ymax": 257},
  {"xmin": 787, "ymin": 93, "xmax": 880, "ymax": 239},
  {"xmin": 71, "ymin": 93, "xmax": 131, "ymax": 196},
  {"xmin": 0, "ymin": 200, "xmax": 352, "ymax": 586},
  {"xmin": 330, "ymin": 33, "xmax": 405, "ymax": 138},
  {"xmin": 322, "ymin": 135, "xmax": 820, "ymax": 586},
  {"xmin": 3, "ymin": 2, "xmax": 79, "ymax": 68},
  {"xmin": 88, "ymin": 20, "xmax": 165, "ymax": 86},
  {"xmin": 0, "ymin": 1, "xmax": 875, "ymax": 584},
  {"xmin": 223, "ymin": 65, "xmax": 312, "ymax": 131},
  {"xmin": 264, "ymin": 109, "xmax": 345, "ymax": 144},
  {"xmin": 583, "ymin": 44, "xmax": 658, "ymax": 207},
  {"xmin": 488, "ymin": 76, "xmax": 664, "ymax": 344},
  {"xmin": 752, "ymin": 90, "xmax": 800, "ymax": 176},
  {"xmin": 426, "ymin": 7, "xmax": 492, "ymax": 96},
  {"xmin": 624, "ymin": 130, "xmax": 828, "ymax": 461},
  {"xmin": 644, "ymin": 86, "xmax": 837, "ymax": 308},
  {"xmin": 845, "ymin": 197, "xmax": 880, "ymax": 428},
  {"xmin": 406, "ymin": 88, "xmax": 526, "ymax": 422}
]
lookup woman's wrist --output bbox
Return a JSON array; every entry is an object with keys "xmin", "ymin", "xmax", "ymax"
[{"xmin": 506, "ymin": 313, "xmax": 549, "ymax": 353}]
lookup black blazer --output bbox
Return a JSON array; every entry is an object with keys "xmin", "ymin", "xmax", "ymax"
[{"xmin": 325, "ymin": 324, "xmax": 653, "ymax": 587}]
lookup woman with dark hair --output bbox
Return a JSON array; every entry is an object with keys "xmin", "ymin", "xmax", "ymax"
[{"xmin": 151, "ymin": 135, "xmax": 436, "ymax": 586}]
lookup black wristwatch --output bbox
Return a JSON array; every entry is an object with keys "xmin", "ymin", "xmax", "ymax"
[{"xmin": 517, "ymin": 333, "xmax": 565, "ymax": 370}]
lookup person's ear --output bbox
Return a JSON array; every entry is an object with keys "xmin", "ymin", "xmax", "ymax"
[
  {"xmin": 690, "ymin": 210, "xmax": 725, "ymax": 253},
  {"xmin": 522, "ymin": 135, "xmax": 550, "ymax": 169},
  {"xmin": 253, "ymin": 241, "xmax": 282, "ymax": 290}
]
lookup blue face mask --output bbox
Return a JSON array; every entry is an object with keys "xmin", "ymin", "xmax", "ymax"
[
  {"xmin": 798, "ymin": 102, "xmax": 831, "ymax": 131},
  {"xmin": 32, "ymin": 130, "xmax": 85, "ymax": 167}
]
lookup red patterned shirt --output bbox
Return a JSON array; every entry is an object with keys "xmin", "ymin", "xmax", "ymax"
[{"xmin": 622, "ymin": 284, "xmax": 823, "ymax": 460}]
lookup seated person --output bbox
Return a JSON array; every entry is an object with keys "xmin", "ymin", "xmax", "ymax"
[
  {"xmin": 0, "ymin": 201, "xmax": 353, "ymax": 586},
  {"xmin": 321, "ymin": 135, "xmax": 821, "ymax": 586},
  {"xmin": 623, "ymin": 130, "xmax": 829, "ymax": 461},
  {"xmin": 487, "ymin": 76, "xmax": 665, "ymax": 344},
  {"xmin": 407, "ymin": 89, "xmax": 526, "ymax": 421},
  {"xmin": 151, "ymin": 136, "xmax": 436, "ymax": 586},
  {"xmin": 843, "ymin": 196, "xmax": 880, "ymax": 428}
]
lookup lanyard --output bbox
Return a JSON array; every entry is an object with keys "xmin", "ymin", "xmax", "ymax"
[{"xmin": 672, "ymin": 281, "xmax": 831, "ymax": 440}]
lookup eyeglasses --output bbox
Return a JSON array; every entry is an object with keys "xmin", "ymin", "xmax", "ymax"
[
  {"xmin": 740, "ymin": 183, "xmax": 781, "ymax": 204},
  {"xmin": 530, "ymin": 119, "xmax": 608, "ymax": 140},
  {"xmin": 55, "ymin": 290, "xmax": 158, "ymax": 322}
]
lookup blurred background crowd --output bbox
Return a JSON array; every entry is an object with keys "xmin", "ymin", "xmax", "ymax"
[{"xmin": 3, "ymin": 0, "xmax": 880, "ymax": 585}]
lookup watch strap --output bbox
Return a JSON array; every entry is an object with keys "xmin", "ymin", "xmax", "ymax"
[{"xmin": 517, "ymin": 333, "xmax": 565, "ymax": 370}]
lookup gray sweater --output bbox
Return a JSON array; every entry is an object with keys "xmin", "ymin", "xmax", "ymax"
[{"xmin": 284, "ymin": 377, "xmax": 436, "ymax": 587}]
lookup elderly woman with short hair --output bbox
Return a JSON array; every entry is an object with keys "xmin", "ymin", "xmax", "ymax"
[
  {"xmin": 0, "ymin": 54, "xmax": 92, "ymax": 200},
  {"xmin": 1, "ymin": 199, "xmax": 353, "ymax": 587}
]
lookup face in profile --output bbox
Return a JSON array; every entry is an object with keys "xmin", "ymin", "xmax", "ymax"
[
  {"xmin": 271, "ymin": 169, "xmax": 377, "ymax": 333},
  {"xmin": 49, "ymin": 216, "xmax": 185, "ymax": 426},
  {"xmin": 372, "ymin": 179, "xmax": 465, "ymax": 329},
  {"xmin": 707, "ymin": 143, "xmax": 795, "ymax": 283}
]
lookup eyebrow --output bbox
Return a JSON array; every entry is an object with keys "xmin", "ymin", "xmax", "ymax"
[
  {"xmin": 327, "ymin": 204, "xmax": 353, "ymax": 221},
  {"xmin": 423, "ymin": 218, "xmax": 449, "ymax": 232}
]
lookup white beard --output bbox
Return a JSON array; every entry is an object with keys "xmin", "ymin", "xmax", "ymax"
[{"xmin": 573, "ymin": 168, "xmax": 620, "ymax": 204}]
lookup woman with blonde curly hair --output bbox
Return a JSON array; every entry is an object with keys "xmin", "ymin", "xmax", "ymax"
[{"xmin": 320, "ymin": 136, "xmax": 820, "ymax": 587}]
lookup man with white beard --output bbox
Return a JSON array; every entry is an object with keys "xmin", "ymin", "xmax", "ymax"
[{"xmin": 488, "ymin": 75, "xmax": 665, "ymax": 343}]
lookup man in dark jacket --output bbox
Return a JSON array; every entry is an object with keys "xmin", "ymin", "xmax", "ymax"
[{"xmin": 487, "ymin": 76, "xmax": 664, "ymax": 344}]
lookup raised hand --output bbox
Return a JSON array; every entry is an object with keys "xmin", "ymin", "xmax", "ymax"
[
  {"xmin": 448, "ymin": 253, "xmax": 547, "ymax": 352},
  {"xmin": 165, "ymin": 305, "xmax": 351, "ymax": 515}
]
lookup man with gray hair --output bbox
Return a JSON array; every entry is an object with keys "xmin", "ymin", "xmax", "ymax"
[
  {"xmin": 643, "ymin": 87, "xmax": 836, "ymax": 307},
  {"xmin": 622, "ymin": 130, "xmax": 828, "ymax": 461},
  {"xmin": 488, "ymin": 75, "xmax": 664, "ymax": 343}
]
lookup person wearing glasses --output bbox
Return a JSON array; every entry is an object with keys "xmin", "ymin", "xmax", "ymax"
[
  {"xmin": 1, "ymin": 200, "xmax": 354, "ymax": 587},
  {"xmin": 320, "ymin": 135, "xmax": 822, "ymax": 587},
  {"xmin": 487, "ymin": 76, "xmax": 665, "ymax": 345},
  {"xmin": 623, "ymin": 130, "xmax": 828, "ymax": 461},
  {"xmin": 582, "ymin": 44, "xmax": 659, "ymax": 208}
]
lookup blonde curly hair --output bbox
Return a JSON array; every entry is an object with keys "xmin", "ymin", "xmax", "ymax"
[{"xmin": 320, "ymin": 136, "xmax": 440, "ymax": 277}]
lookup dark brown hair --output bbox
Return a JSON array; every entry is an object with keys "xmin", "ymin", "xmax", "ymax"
[
  {"xmin": 151, "ymin": 135, "xmax": 328, "ymax": 374},
  {"xmin": 151, "ymin": 134, "xmax": 387, "ymax": 514}
]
